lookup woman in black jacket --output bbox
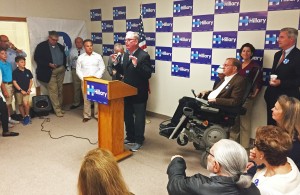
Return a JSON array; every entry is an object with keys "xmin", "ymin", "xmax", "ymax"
[{"xmin": 167, "ymin": 139, "xmax": 260, "ymax": 195}]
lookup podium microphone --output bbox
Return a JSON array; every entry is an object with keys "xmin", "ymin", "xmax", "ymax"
[{"xmin": 116, "ymin": 52, "xmax": 122, "ymax": 62}]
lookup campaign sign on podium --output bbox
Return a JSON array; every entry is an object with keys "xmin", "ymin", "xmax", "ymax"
[{"xmin": 86, "ymin": 81, "xmax": 108, "ymax": 105}]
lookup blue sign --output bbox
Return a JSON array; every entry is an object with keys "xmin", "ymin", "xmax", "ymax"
[
  {"xmin": 126, "ymin": 19, "xmax": 140, "ymax": 32},
  {"xmin": 102, "ymin": 44, "xmax": 114, "ymax": 56},
  {"xmin": 102, "ymin": 20, "xmax": 114, "ymax": 32},
  {"xmin": 236, "ymin": 49, "xmax": 264, "ymax": 67},
  {"xmin": 211, "ymin": 65, "xmax": 221, "ymax": 81},
  {"xmin": 151, "ymin": 59, "xmax": 156, "ymax": 73},
  {"xmin": 86, "ymin": 81, "xmax": 108, "ymax": 105},
  {"xmin": 239, "ymin": 12, "xmax": 267, "ymax": 31},
  {"xmin": 215, "ymin": 0, "xmax": 240, "ymax": 14},
  {"xmin": 90, "ymin": 9, "xmax": 101, "ymax": 21},
  {"xmin": 56, "ymin": 31, "xmax": 72, "ymax": 51},
  {"xmin": 265, "ymin": 30, "xmax": 280, "ymax": 50},
  {"xmin": 268, "ymin": 0, "xmax": 300, "ymax": 11},
  {"xmin": 173, "ymin": 0, "xmax": 193, "ymax": 17},
  {"xmin": 113, "ymin": 6, "xmax": 126, "ymax": 20},
  {"xmin": 156, "ymin": 17, "xmax": 173, "ymax": 32},
  {"xmin": 145, "ymin": 33, "xmax": 156, "ymax": 46},
  {"xmin": 191, "ymin": 48, "xmax": 212, "ymax": 64},
  {"xmin": 142, "ymin": 3, "xmax": 156, "ymax": 18},
  {"xmin": 192, "ymin": 15, "xmax": 214, "ymax": 32},
  {"xmin": 91, "ymin": 33, "xmax": 102, "ymax": 44},
  {"xmin": 262, "ymin": 68, "xmax": 272, "ymax": 86},
  {"xmin": 212, "ymin": 31, "xmax": 237, "ymax": 48},
  {"xmin": 171, "ymin": 62, "xmax": 190, "ymax": 78},
  {"xmin": 172, "ymin": 32, "xmax": 192, "ymax": 48},
  {"xmin": 155, "ymin": 46, "xmax": 172, "ymax": 61},
  {"xmin": 114, "ymin": 33, "xmax": 126, "ymax": 45}
]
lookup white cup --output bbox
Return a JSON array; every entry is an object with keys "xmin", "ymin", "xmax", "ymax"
[{"xmin": 270, "ymin": 74, "xmax": 277, "ymax": 81}]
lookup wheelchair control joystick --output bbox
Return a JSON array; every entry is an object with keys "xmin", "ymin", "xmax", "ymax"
[{"xmin": 191, "ymin": 89, "xmax": 197, "ymax": 97}]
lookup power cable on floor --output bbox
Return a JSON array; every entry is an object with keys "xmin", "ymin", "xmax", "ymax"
[{"xmin": 39, "ymin": 117, "xmax": 98, "ymax": 145}]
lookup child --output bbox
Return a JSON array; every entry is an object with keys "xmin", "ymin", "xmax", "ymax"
[{"xmin": 12, "ymin": 56, "xmax": 33, "ymax": 125}]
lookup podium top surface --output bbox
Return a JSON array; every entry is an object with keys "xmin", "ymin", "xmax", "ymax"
[{"xmin": 84, "ymin": 77, "xmax": 137, "ymax": 100}]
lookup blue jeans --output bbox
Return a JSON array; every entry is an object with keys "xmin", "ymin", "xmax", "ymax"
[{"xmin": 124, "ymin": 101, "xmax": 146, "ymax": 144}]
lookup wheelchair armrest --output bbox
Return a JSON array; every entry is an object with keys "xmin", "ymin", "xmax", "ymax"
[
  {"xmin": 200, "ymin": 105, "xmax": 219, "ymax": 113},
  {"xmin": 195, "ymin": 97, "xmax": 209, "ymax": 106}
]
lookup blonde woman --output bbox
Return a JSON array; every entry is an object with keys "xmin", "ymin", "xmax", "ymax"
[{"xmin": 78, "ymin": 148, "xmax": 132, "ymax": 195}]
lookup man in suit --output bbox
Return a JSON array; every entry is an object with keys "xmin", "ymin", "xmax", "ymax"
[
  {"xmin": 264, "ymin": 27, "xmax": 300, "ymax": 125},
  {"xmin": 160, "ymin": 58, "xmax": 246, "ymax": 138},
  {"xmin": 107, "ymin": 43, "xmax": 124, "ymax": 81},
  {"xmin": 123, "ymin": 31, "xmax": 152, "ymax": 152},
  {"xmin": 34, "ymin": 31, "xmax": 67, "ymax": 117}
]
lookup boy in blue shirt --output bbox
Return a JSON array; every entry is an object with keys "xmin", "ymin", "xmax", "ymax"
[{"xmin": 12, "ymin": 56, "xmax": 33, "ymax": 125}]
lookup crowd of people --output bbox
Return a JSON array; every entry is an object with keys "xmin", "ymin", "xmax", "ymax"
[{"xmin": 1, "ymin": 26, "xmax": 300, "ymax": 194}]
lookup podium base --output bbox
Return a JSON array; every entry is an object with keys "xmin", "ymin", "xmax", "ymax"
[{"xmin": 115, "ymin": 150, "xmax": 133, "ymax": 162}]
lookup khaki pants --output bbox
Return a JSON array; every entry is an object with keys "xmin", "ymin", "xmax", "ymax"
[
  {"xmin": 47, "ymin": 66, "xmax": 65, "ymax": 114},
  {"xmin": 81, "ymin": 82, "xmax": 98, "ymax": 119},
  {"xmin": 71, "ymin": 69, "xmax": 82, "ymax": 106}
]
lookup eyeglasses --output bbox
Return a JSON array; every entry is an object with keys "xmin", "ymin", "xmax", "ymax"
[
  {"xmin": 125, "ymin": 38, "xmax": 136, "ymax": 42},
  {"xmin": 205, "ymin": 148, "xmax": 214, "ymax": 158},
  {"xmin": 224, "ymin": 64, "xmax": 234, "ymax": 67}
]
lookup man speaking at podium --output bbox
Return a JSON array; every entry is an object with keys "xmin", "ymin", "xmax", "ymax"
[{"xmin": 123, "ymin": 31, "xmax": 152, "ymax": 152}]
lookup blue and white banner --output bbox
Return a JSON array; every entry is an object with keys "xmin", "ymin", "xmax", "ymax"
[
  {"xmin": 155, "ymin": 46, "xmax": 172, "ymax": 61},
  {"xmin": 114, "ymin": 33, "xmax": 126, "ymax": 45},
  {"xmin": 236, "ymin": 49, "xmax": 264, "ymax": 67},
  {"xmin": 211, "ymin": 65, "xmax": 221, "ymax": 81},
  {"xmin": 171, "ymin": 62, "xmax": 190, "ymax": 78},
  {"xmin": 268, "ymin": 0, "xmax": 300, "ymax": 11},
  {"xmin": 262, "ymin": 68, "xmax": 272, "ymax": 86},
  {"xmin": 192, "ymin": 15, "xmax": 214, "ymax": 32},
  {"xmin": 156, "ymin": 17, "xmax": 173, "ymax": 32},
  {"xmin": 90, "ymin": 9, "xmax": 101, "ymax": 21},
  {"xmin": 126, "ymin": 19, "xmax": 140, "ymax": 32},
  {"xmin": 173, "ymin": 0, "xmax": 193, "ymax": 17},
  {"xmin": 215, "ymin": 0, "xmax": 240, "ymax": 14},
  {"xmin": 113, "ymin": 6, "xmax": 126, "ymax": 20},
  {"xmin": 145, "ymin": 33, "xmax": 156, "ymax": 46},
  {"xmin": 27, "ymin": 17, "xmax": 88, "ymax": 86},
  {"xmin": 86, "ymin": 81, "xmax": 108, "ymax": 105},
  {"xmin": 265, "ymin": 30, "xmax": 280, "ymax": 50},
  {"xmin": 212, "ymin": 31, "xmax": 237, "ymax": 48},
  {"xmin": 191, "ymin": 48, "xmax": 212, "ymax": 64},
  {"xmin": 91, "ymin": 33, "xmax": 102, "ymax": 44},
  {"xmin": 239, "ymin": 12, "xmax": 268, "ymax": 31},
  {"xmin": 142, "ymin": 3, "xmax": 156, "ymax": 18},
  {"xmin": 102, "ymin": 44, "xmax": 114, "ymax": 56},
  {"xmin": 172, "ymin": 32, "xmax": 192, "ymax": 48},
  {"xmin": 102, "ymin": 20, "xmax": 114, "ymax": 32}
]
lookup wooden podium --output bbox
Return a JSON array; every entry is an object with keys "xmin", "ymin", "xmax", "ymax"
[{"xmin": 83, "ymin": 77, "xmax": 137, "ymax": 161}]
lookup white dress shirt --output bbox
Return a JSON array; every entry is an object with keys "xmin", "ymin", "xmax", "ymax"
[
  {"xmin": 76, "ymin": 52, "xmax": 105, "ymax": 80},
  {"xmin": 208, "ymin": 73, "xmax": 236, "ymax": 100}
]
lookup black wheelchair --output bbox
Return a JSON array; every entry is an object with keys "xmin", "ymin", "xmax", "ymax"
[{"xmin": 159, "ymin": 68, "xmax": 261, "ymax": 167}]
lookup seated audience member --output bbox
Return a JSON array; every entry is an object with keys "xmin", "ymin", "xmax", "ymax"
[
  {"xmin": 250, "ymin": 125, "xmax": 300, "ymax": 195},
  {"xmin": 12, "ymin": 56, "xmax": 33, "ymax": 125},
  {"xmin": 160, "ymin": 58, "xmax": 246, "ymax": 138},
  {"xmin": 107, "ymin": 43, "xmax": 124, "ymax": 81},
  {"xmin": 78, "ymin": 148, "xmax": 132, "ymax": 195},
  {"xmin": 167, "ymin": 139, "xmax": 260, "ymax": 195},
  {"xmin": 0, "ymin": 69, "xmax": 19, "ymax": 137}
]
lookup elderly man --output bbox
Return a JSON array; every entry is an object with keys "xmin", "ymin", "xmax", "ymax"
[
  {"xmin": 107, "ymin": 43, "xmax": 124, "ymax": 81},
  {"xmin": 160, "ymin": 58, "xmax": 246, "ymax": 138},
  {"xmin": 34, "ymin": 31, "xmax": 67, "ymax": 117},
  {"xmin": 76, "ymin": 39, "xmax": 105, "ymax": 123},
  {"xmin": 264, "ymin": 27, "xmax": 300, "ymax": 125},
  {"xmin": 167, "ymin": 139, "xmax": 260, "ymax": 195},
  {"xmin": 69, "ymin": 37, "xmax": 84, "ymax": 109},
  {"xmin": 123, "ymin": 31, "xmax": 152, "ymax": 152}
]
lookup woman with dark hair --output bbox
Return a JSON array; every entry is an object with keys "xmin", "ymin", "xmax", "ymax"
[
  {"xmin": 250, "ymin": 125, "xmax": 300, "ymax": 195},
  {"xmin": 235, "ymin": 43, "xmax": 263, "ymax": 149}
]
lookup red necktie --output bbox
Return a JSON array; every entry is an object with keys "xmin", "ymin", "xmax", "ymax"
[{"xmin": 277, "ymin": 50, "xmax": 285, "ymax": 67}]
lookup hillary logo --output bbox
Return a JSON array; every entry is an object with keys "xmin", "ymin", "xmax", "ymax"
[
  {"xmin": 265, "ymin": 34, "xmax": 277, "ymax": 44},
  {"xmin": 213, "ymin": 35, "xmax": 236, "ymax": 44},
  {"xmin": 213, "ymin": 32, "xmax": 237, "ymax": 48},
  {"xmin": 191, "ymin": 51, "xmax": 212, "ymax": 60},
  {"xmin": 191, "ymin": 48, "xmax": 212, "ymax": 64},
  {"xmin": 145, "ymin": 33, "xmax": 156, "ymax": 46},
  {"xmin": 173, "ymin": 0, "xmax": 193, "ymax": 16},
  {"xmin": 155, "ymin": 49, "xmax": 172, "ymax": 57},
  {"xmin": 127, "ymin": 21, "xmax": 139, "ymax": 30},
  {"xmin": 173, "ymin": 4, "xmax": 193, "ymax": 13},
  {"xmin": 269, "ymin": 0, "xmax": 280, "ymax": 5},
  {"xmin": 102, "ymin": 21, "xmax": 113, "ymax": 32},
  {"xmin": 91, "ymin": 33, "xmax": 102, "ymax": 44},
  {"xmin": 142, "ymin": 3, "xmax": 156, "ymax": 18},
  {"xmin": 87, "ymin": 85, "xmax": 107, "ymax": 98},
  {"xmin": 172, "ymin": 33, "xmax": 191, "ymax": 48},
  {"xmin": 171, "ymin": 62, "xmax": 190, "ymax": 78},
  {"xmin": 113, "ymin": 6, "xmax": 126, "ymax": 20},
  {"xmin": 142, "ymin": 7, "xmax": 156, "ymax": 15},
  {"xmin": 90, "ymin": 9, "xmax": 101, "ymax": 21},
  {"xmin": 102, "ymin": 44, "xmax": 114, "ymax": 56},
  {"xmin": 56, "ymin": 31, "xmax": 72, "ymax": 53},
  {"xmin": 156, "ymin": 21, "xmax": 173, "ymax": 28},
  {"xmin": 192, "ymin": 19, "xmax": 214, "ymax": 27},
  {"xmin": 215, "ymin": 0, "xmax": 240, "ymax": 9},
  {"xmin": 155, "ymin": 47, "xmax": 172, "ymax": 61},
  {"xmin": 156, "ymin": 18, "xmax": 173, "ymax": 32},
  {"xmin": 113, "ymin": 9, "xmax": 126, "ymax": 17},
  {"xmin": 239, "ymin": 12, "xmax": 267, "ymax": 31},
  {"xmin": 114, "ymin": 33, "xmax": 125, "ymax": 44}
]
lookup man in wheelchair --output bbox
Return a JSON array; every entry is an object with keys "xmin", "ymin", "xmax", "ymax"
[{"xmin": 159, "ymin": 58, "xmax": 247, "ymax": 139}]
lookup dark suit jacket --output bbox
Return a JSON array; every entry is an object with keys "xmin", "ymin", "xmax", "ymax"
[
  {"xmin": 34, "ymin": 40, "xmax": 66, "ymax": 83},
  {"xmin": 107, "ymin": 55, "xmax": 123, "ymax": 80},
  {"xmin": 210, "ymin": 74, "xmax": 246, "ymax": 107},
  {"xmin": 264, "ymin": 47, "xmax": 300, "ymax": 105},
  {"xmin": 123, "ymin": 48, "xmax": 152, "ymax": 103}
]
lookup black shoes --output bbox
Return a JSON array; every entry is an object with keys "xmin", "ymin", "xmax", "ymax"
[
  {"xmin": 82, "ymin": 118, "xmax": 90, "ymax": 123},
  {"xmin": 70, "ymin": 105, "xmax": 80, "ymax": 109},
  {"xmin": 2, "ymin": 131, "xmax": 19, "ymax": 137},
  {"xmin": 160, "ymin": 122, "xmax": 175, "ymax": 129}
]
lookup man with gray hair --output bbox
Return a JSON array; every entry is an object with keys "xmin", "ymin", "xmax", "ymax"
[
  {"xmin": 107, "ymin": 43, "xmax": 124, "ymax": 80},
  {"xmin": 167, "ymin": 139, "xmax": 260, "ymax": 195},
  {"xmin": 264, "ymin": 27, "xmax": 300, "ymax": 125}
]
